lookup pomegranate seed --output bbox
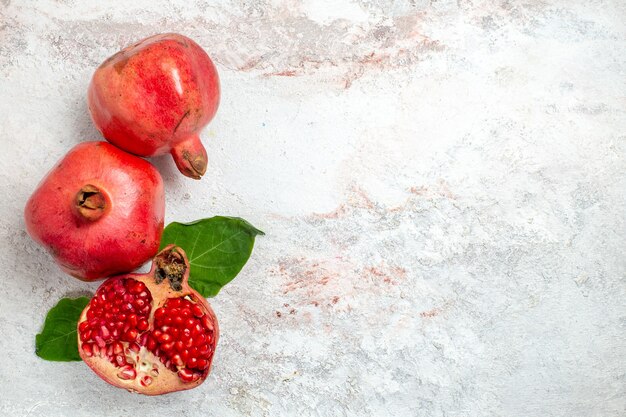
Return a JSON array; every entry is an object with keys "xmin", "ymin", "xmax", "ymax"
[
  {"xmin": 141, "ymin": 305, "xmax": 150, "ymax": 315},
  {"xmin": 106, "ymin": 344, "xmax": 113, "ymax": 357},
  {"xmin": 134, "ymin": 299, "xmax": 145, "ymax": 308},
  {"xmin": 174, "ymin": 341, "xmax": 184, "ymax": 351},
  {"xmin": 194, "ymin": 333, "xmax": 206, "ymax": 346},
  {"xmin": 94, "ymin": 335, "xmax": 106, "ymax": 348},
  {"xmin": 187, "ymin": 357, "xmax": 198, "ymax": 368},
  {"xmin": 127, "ymin": 314, "xmax": 138, "ymax": 326},
  {"xmin": 196, "ymin": 359, "xmax": 209, "ymax": 370},
  {"xmin": 154, "ymin": 308, "xmax": 166, "ymax": 320},
  {"xmin": 112, "ymin": 341, "xmax": 124, "ymax": 355},
  {"xmin": 178, "ymin": 368, "xmax": 198, "ymax": 382},
  {"xmin": 79, "ymin": 321, "xmax": 89, "ymax": 332},
  {"xmin": 163, "ymin": 316, "xmax": 173, "ymax": 326},
  {"xmin": 124, "ymin": 329, "xmax": 138, "ymax": 342},
  {"xmin": 172, "ymin": 354, "xmax": 184, "ymax": 367},
  {"xmin": 139, "ymin": 333, "xmax": 149, "ymax": 346},
  {"xmin": 153, "ymin": 330, "xmax": 163, "ymax": 338},
  {"xmin": 182, "ymin": 328, "xmax": 191, "ymax": 337},
  {"xmin": 192, "ymin": 323, "xmax": 204, "ymax": 337},
  {"xmin": 82, "ymin": 343, "xmax": 93, "ymax": 357},
  {"xmin": 117, "ymin": 365, "xmax": 136, "ymax": 380},
  {"xmin": 189, "ymin": 346, "xmax": 199, "ymax": 357},
  {"xmin": 173, "ymin": 316, "xmax": 183, "ymax": 326},
  {"xmin": 100, "ymin": 326, "xmax": 110, "ymax": 339},
  {"xmin": 128, "ymin": 342, "xmax": 140, "ymax": 353},
  {"xmin": 80, "ymin": 330, "xmax": 91, "ymax": 341},
  {"xmin": 115, "ymin": 355, "xmax": 126, "ymax": 366},
  {"xmin": 168, "ymin": 298, "xmax": 182, "ymax": 308},
  {"xmin": 161, "ymin": 342, "xmax": 174, "ymax": 351},
  {"xmin": 159, "ymin": 333, "xmax": 172, "ymax": 343},
  {"xmin": 169, "ymin": 328, "xmax": 180, "ymax": 338},
  {"xmin": 146, "ymin": 336, "xmax": 157, "ymax": 351},
  {"xmin": 140, "ymin": 375, "xmax": 153, "ymax": 387},
  {"xmin": 139, "ymin": 291, "xmax": 149, "ymax": 298},
  {"xmin": 198, "ymin": 344, "xmax": 210, "ymax": 355},
  {"xmin": 181, "ymin": 309, "xmax": 191, "ymax": 318},
  {"xmin": 124, "ymin": 303, "xmax": 133, "ymax": 311},
  {"xmin": 137, "ymin": 319, "xmax": 149, "ymax": 331},
  {"xmin": 129, "ymin": 281, "xmax": 145, "ymax": 294},
  {"xmin": 87, "ymin": 309, "xmax": 95, "ymax": 319},
  {"xmin": 191, "ymin": 305, "xmax": 203, "ymax": 317},
  {"xmin": 115, "ymin": 321, "xmax": 124, "ymax": 329},
  {"xmin": 93, "ymin": 344, "xmax": 100, "ymax": 357},
  {"xmin": 180, "ymin": 349, "xmax": 189, "ymax": 362},
  {"xmin": 184, "ymin": 337, "xmax": 194, "ymax": 348},
  {"xmin": 185, "ymin": 318, "xmax": 197, "ymax": 329},
  {"xmin": 202, "ymin": 315, "xmax": 214, "ymax": 331},
  {"xmin": 112, "ymin": 328, "xmax": 120, "ymax": 338},
  {"xmin": 117, "ymin": 313, "xmax": 127, "ymax": 321}
]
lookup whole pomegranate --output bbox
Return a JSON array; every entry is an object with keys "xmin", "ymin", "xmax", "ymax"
[
  {"xmin": 88, "ymin": 33, "xmax": 220, "ymax": 179},
  {"xmin": 77, "ymin": 245, "xmax": 219, "ymax": 395},
  {"xmin": 24, "ymin": 142, "xmax": 165, "ymax": 281}
]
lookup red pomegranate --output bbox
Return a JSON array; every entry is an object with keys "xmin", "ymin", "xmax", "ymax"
[
  {"xmin": 24, "ymin": 142, "xmax": 165, "ymax": 281},
  {"xmin": 77, "ymin": 245, "xmax": 219, "ymax": 395},
  {"xmin": 88, "ymin": 33, "xmax": 220, "ymax": 179}
]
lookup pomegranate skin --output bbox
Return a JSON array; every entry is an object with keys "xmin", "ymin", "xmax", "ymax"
[
  {"xmin": 88, "ymin": 33, "xmax": 220, "ymax": 179},
  {"xmin": 78, "ymin": 246, "xmax": 219, "ymax": 395},
  {"xmin": 24, "ymin": 142, "xmax": 165, "ymax": 281}
]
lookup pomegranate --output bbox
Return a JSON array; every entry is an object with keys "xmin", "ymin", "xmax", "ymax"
[
  {"xmin": 24, "ymin": 142, "xmax": 164, "ymax": 281},
  {"xmin": 77, "ymin": 245, "xmax": 219, "ymax": 395},
  {"xmin": 88, "ymin": 33, "xmax": 220, "ymax": 179}
]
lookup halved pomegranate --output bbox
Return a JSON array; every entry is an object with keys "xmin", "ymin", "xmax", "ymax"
[{"xmin": 77, "ymin": 245, "xmax": 219, "ymax": 395}]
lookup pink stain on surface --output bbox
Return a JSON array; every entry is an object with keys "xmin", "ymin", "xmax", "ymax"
[
  {"xmin": 270, "ymin": 255, "xmax": 408, "ymax": 311},
  {"xmin": 229, "ymin": 10, "xmax": 444, "ymax": 88},
  {"xmin": 363, "ymin": 263, "xmax": 407, "ymax": 285},
  {"xmin": 314, "ymin": 181, "xmax": 457, "ymax": 219},
  {"xmin": 312, "ymin": 185, "xmax": 377, "ymax": 220},
  {"xmin": 420, "ymin": 301, "xmax": 454, "ymax": 319}
]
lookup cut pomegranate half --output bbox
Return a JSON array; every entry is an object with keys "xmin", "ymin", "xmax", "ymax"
[{"xmin": 77, "ymin": 245, "xmax": 219, "ymax": 395}]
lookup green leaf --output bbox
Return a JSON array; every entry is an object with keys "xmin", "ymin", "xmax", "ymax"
[
  {"xmin": 159, "ymin": 216, "xmax": 264, "ymax": 297},
  {"xmin": 36, "ymin": 297, "xmax": 90, "ymax": 361}
]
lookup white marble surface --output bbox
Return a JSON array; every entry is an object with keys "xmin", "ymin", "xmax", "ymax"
[{"xmin": 1, "ymin": 1, "xmax": 625, "ymax": 416}]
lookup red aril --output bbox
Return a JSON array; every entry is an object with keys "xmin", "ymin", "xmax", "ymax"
[
  {"xmin": 88, "ymin": 33, "xmax": 220, "ymax": 179},
  {"xmin": 77, "ymin": 245, "xmax": 219, "ymax": 395},
  {"xmin": 24, "ymin": 142, "xmax": 164, "ymax": 281}
]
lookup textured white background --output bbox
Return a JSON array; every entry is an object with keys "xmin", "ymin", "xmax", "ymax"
[{"xmin": 1, "ymin": 1, "xmax": 625, "ymax": 416}]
